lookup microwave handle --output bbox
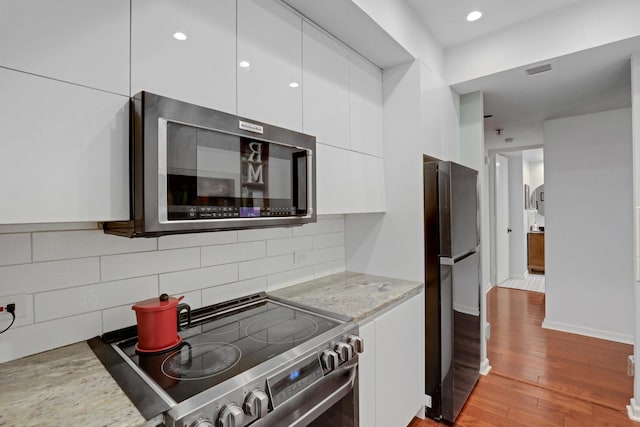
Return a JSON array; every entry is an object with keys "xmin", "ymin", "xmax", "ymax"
[{"xmin": 292, "ymin": 151, "xmax": 308, "ymax": 214}]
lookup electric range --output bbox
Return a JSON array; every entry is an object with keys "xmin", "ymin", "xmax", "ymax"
[{"xmin": 93, "ymin": 293, "xmax": 363, "ymax": 427}]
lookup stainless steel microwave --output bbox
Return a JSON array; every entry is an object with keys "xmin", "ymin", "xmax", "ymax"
[{"xmin": 104, "ymin": 92, "xmax": 316, "ymax": 237}]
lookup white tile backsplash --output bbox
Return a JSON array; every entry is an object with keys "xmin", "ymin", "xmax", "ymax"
[
  {"xmin": 238, "ymin": 254, "xmax": 294, "ymax": 280},
  {"xmin": 0, "ymin": 312, "xmax": 102, "ymax": 363},
  {"xmin": 312, "ymin": 232, "xmax": 345, "ymax": 249},
  {"xmin": 202, "ymin": 277, "xmax": 268, "ymax": 306},
  {"xmin": 101, "ymin": 247, "xmax": 200, "ymax": 282},
  {"xmin": 201, "ymin": 241, "xmax": 266, "ymax": 266},
  {"xmin": 158, "ymin": 230, "xmax": 237, "ymax": 250},
  {"xmin": 267, "ymin": 266, "xmax": 315, "ymax": 292},
  {"xmin": 0, "ymin": 233, "xmax": 31, "ymax": 266},
  {"xmin": 0, "ymin": 218, "xmax": 346, "ymax": 363},
  {"xmin": 34, "ymin": 276, "xmax": 158, "ymax": 322},
  {"xmin": 292, "ymin": 219, "xmax": 333, "ymax": 236},
  {"xmin": 0, "ymin": 258, "xmax": 100, "ymax": 294},
  {"xmin": 238, "ymin": 228, "xmax": 292, "ymax": 242},
  {"xmin": 159, "ymin": 263, "xmax": 238, "ymax": 295},
  {"xmin": 33, "ymin": 229, "xmax": 157, "ymax": 261},
  {"xmin": 266, "ymin": 236, "xmax": 313, "ymax": 257}
]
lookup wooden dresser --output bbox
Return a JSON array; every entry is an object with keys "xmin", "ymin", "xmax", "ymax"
[{"xmin": 527, "ymin": 232, "xmax": 545, "ymax": 273}]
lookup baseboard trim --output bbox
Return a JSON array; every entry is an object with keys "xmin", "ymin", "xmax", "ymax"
[
  {"xmin": 542, "ymin": 319, "xmax": 634, "ymax": 344},
  {"xmin": 480, "ymin": 358, "xmax": 492, "ymax": 376},
  {"xmin": 627, "ymin": 398, "xmax": 640, "ymax": 421}
]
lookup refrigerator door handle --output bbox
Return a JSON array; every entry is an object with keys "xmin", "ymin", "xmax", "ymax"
[{"xmin": 440, "ymin": 248, "xmax": 478, "ymax": 265}]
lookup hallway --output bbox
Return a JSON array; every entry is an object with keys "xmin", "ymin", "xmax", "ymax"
[{"xmin": 410, "ymin": 287, "xmax": 634, "ymax": 425}]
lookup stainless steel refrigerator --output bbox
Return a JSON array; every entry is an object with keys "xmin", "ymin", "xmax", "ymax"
[{"xmin": 423, "ymin": 160, "xmax": 481, "ymax": 422}]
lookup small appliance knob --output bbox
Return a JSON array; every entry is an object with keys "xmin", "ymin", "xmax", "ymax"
[
  {"xmin": 217, "ymin": 403, "xmax": 244, "ymax": 427},
  {"xmin": 347, "ymin": 335, "xmax": 364, "ymax": 353},
  {"xmin": 244, "ymin": 389, "xmax": 269, "ymax": 418},
  {"xmin": 335, "ymin": 342, "xmax": 354, "ymax": 362},
  {"xmin": 321, "ymin": 349, "xmax": 340, "ymax": 370},
  {"xmin": 190, "ymin": 417, "xmax": 214, "ymax": 427}
]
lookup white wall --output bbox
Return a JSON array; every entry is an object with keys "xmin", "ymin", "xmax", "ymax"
[
  {"xmin": 351, "ymin": 0, "xmax": 443, "ymax": 76},
  {"xmin": 345, "ymin": 59, "xmax": 459, "ymax": 281},
  {"xmin": 484, "ymin": 123, "xmax": 544, "ymax": 151},
  {"xmin": 629, "ymin": 51, "xmax": 640, "ymax": 421},
  {"xmin": 543, "ymin": 108, "xmax": 634, "ymax": 343},
  {"xmin": 0, "ymin": 218, "xmax": 346, "ymax": 363},
  {"xmin": 446, "ymin": 0, "xmax": 640, "ymax": 85},
  {"xmin": 507, "ymin": 153, "xmax": 527, "ymax": 279}
]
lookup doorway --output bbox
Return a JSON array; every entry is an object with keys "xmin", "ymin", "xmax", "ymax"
[{"xmin": 489, "ymin": 147, "xmax": 545, "ymax": 293}]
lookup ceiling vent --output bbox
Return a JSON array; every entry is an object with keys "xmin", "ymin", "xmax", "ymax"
[{"xmin": 526, "ymin": 63, "xmax": 553, "ymax": 76}]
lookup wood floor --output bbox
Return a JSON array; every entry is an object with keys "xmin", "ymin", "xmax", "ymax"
[{"xmin": 409, "ymin": 286, "xmax": 635, "ymax": 426}]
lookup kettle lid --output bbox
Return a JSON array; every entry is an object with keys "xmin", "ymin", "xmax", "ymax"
[{"xmin": 132, "ymin": 293, "xmax": 184, "ymax": 312}]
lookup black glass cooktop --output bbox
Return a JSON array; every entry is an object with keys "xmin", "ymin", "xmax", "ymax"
[{"xmin": 118, "ymin": 300, "xmax": 340, "ymax": 403}]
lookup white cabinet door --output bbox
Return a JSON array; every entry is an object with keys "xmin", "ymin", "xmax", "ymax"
[
  {"xmin": 358, "ymin": 320, "xmax": 376, "ymax": 427},
  {"xmin": 0, "ymin": 69, "xmax": 129, "ymax": 223},
  {"xmin": 374, "ymin": 294, "xmax": 424, "ymax": 427},
  {"xmin": 316, "ymin": 144, "xmax": 386, "ymax": 214},
  {"xmin": 302, "ymin": 22, "xmax": 350, "ymax": 149},
  {"xmin": 349, "ymin": 53, "xmax": 383, "ymax": 157},
  {"xmin": 0, "ymin": 0, "xmax": 129, "ymax": 95},
  {"xmin": 316, "ymin": 144, "xmax": 351, "ymax": 215},
  {"xmin": 349, "ymin": 151, "xmax": 386, "ymax": 213},
  {"xmin": 131, "ymin": 0, "xmax": 236, "ymax": 114},
  {"xmin": 237, "ymin": 0, "xmax": 302, "ymax": 132}
]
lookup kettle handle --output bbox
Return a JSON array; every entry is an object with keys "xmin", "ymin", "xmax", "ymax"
[{"xmin": 177, "ymin": 303, "xmax": 191, "ymax": 331}]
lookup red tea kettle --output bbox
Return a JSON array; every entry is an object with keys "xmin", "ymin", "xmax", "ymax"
[{"xmin": 132, "ymin": 293, "xmax": 191, "ymax": 353}]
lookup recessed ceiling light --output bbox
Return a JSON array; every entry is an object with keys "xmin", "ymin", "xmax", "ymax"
[
  {"xmin": 466, "ymin": 11, "xmax": 483, "ymax": 22},
  {"xmin": 172, "ymin": 32, "xmax": 187, "ymax": 41},
  {"xmin": 238, "ymin": 60, "xmax": 251, "ymax": 68},
  {"xmin": 289, "ymin": 82, "xmax": 299, "ymax": 88}
]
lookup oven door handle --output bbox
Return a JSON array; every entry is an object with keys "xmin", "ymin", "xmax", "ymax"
[{"xmin": 253, "ymin": 359, "xmax": 358, "ymax": 427}]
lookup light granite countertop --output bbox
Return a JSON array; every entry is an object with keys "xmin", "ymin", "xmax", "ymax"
[
  {"xmin": 0, "ymin": 341, "xmax": 147, "ymax": 427},
  {"xmin": 0, "ymin": 271, "xmax": 421, "ymax": 426},
  {"xmin": 270, "ymin": 271, "xmax": 423, "ymax": 321}
]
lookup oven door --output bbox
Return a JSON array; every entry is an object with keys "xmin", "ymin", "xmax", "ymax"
[{"xmin": 255, "ymin": 359, "xmax": 359, "ymax": 427}]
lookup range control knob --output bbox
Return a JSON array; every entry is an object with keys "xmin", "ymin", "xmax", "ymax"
[
  {"xmin": 321, "ymin": 349, "xmax": 340, "ymax": 371},
  {"xmin": 335, "ymin": 341, "xmax": 354, "ymax": 362},
  {"xmin": 190, "ymin": 417, "xmax": 214, "ymax": 427},
  {"xmin": 217, "ymin": 403, "xmax": 244, "ymax": 427},
  {"xmin": 347, "ymin": 335, "xmax": 364, "ymax": 353},
  {"xmin": 244, "ymin": 389, "xmax": 269, "ymax": 418}
]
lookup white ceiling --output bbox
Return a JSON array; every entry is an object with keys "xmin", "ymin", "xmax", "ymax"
[
  {"xmin": 406, "ymin": 0, "xmax": 638, "ymax": 141},
  {"xmin": 453, "ymin": 35, "xmax": 638, "ymax": 132},
  {"xmin": 406, "ymin": 0, "xmax": 590, "ymax": 48}
]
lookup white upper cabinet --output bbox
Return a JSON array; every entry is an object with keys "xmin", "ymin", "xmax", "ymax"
[
  {"xmin": 349, "ymin": 53, "xmax": 383, "ymax": 157},
  {"xmin": 237, "ymin": 0, "xmax": 302, "ymax": 131},
  {"xmin": 0, "ymin": 69, "xmax": 129, "ymax": 223},
  {"xmin": 302, "ymin": 22, "xmax": 350, "ymax": 149},
  {"xmin": 0, "ymin": 0, "xmax": 129, "ymax": 95},
  {"xmin": 131, "ymin": 0, "xmax": 236, "ymax": 114},
  {"xmin": 316, "ymin": 144, "xmax": 385, "ymax": 214}
]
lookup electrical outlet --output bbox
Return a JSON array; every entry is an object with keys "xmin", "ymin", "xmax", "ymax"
[
  {"xmin": 294, "ymin": 250, "xmax": 310, "ymax": 264},
  {"xmin": 0, "ymin": 293, "xmax": 27, "ymax": 319},
  {"xmin": 628, "ymin": 355, "xmax": 635, "ymax": 376},
  {"xmin": 425, "ymin": 394, "xmax": 432, "ymax": 408},
  {"xmin": 485, "ymin": 322, "xmax": 491, "ymax": 340}
]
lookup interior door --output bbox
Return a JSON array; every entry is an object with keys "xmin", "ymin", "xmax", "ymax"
[{"xmin": 495, "ymin": 154, "xmax": 510, "ymax": 284}]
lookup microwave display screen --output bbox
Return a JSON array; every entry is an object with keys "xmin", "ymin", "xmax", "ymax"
[{"xmin": 163, "ymin": 121, "xmax": 309, "ymax": 221}]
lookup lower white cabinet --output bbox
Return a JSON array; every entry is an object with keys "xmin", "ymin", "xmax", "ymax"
[
  {"xmin": 316, "ymin": 143, "xmax": 386, "ymax": 214},
  {"xmin": 358, "ymin": 292, "xmax": 425, "ymax": 427}
]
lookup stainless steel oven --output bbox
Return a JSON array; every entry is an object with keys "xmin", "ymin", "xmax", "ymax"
[
  {"xmin": 90, "ymin": 293, "xmax": 361, "ymax": 427},
  {"xmin": 104, "ymin": 92, "xmax": 316, "ymax": 237}
]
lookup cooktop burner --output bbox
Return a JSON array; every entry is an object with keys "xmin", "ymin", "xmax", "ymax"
[
  {"xmin": 244, "ymin": 311, "xmax": 319, "ymax": 344},
  {"xmin": 117, "ymin": 299, "xmax": 340, "ymax": 404},
  {"xmin": 161, "ymin": 342, "xmax": 242, "ymax": 381}
]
